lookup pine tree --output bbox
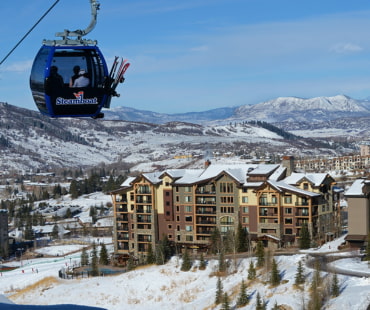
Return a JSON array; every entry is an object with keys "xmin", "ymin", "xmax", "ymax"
[
  {"xmin": 299, "ymin": 223, "xmax": 311, "ymax": 249},
  {"xmin": 127, "ymin": 255, "xmax": 136, "ymax": 271},
  {"xmin": 80, "ymin": 247, "xmax": 89, "ymax": 266},
  {"xmin": 210, "ymin": 227, "xmax": 222, "ymax": 254},
  {"xmin": 90, "ymin": 242, "xmax": 99, "ymax": 276},
  {"xmin": 215, "ymin": 277, "xmax": 223, "ymax": 305},
  {"xmin": 236, "ymin": 279, "xmax": 249, "ymax": 307},
  {"xmin": 199, "ymin": 253, "xmax": 206, "ymax": 270},
  {"xmin": 236, "ymin": 222, "xmax": 248, "ymax": 253},
  {"xmin": 256, "ymin": 241, "xmax": 265, "ymax": 268},
  {"xmin": 221, "ymin": 292, "xmax": 230, "ymax": 310},
  {"xmin": 247, "ymin": 260, "xmax": 256, "ymax": 280},
  {"xmin": 69, "ymin": 180, "xmax": 79, "ymax": 199},
  {"xmin": 255, "ymin": 292, "xmax": 265, "ymax": 310},
  {"xmin": 99, "ymin": 243, "xmax": 109, "ymax": 265},
  {"xmin": 146, "ymin": 243, "xmax": 156, "ymax": 264},
  {"xmin": 181, "ymin": 248, "xmax": 192, "ymax": 271},
  {"xmin": 331, "ymin": 273, "xmax": 340, "ymax": 297},
  {"xmin": 270, "ymin": 258, "xmax": 280, "ymax": 286},
  {"xmin": 51, "ymin": 224, "xmax": 59, "ymax": 239},
  {"xmin": 218, "ymin": 249, "xmax": 227, "ymax": 273},
  {"xmin": 295, "ymin": 260, "xmax": 305, "ymax": 286}
]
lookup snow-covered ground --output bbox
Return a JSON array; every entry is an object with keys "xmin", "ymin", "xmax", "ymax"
[{"xmin": 0, "ymin": 236, "xmax": 369, "ymax": 310}]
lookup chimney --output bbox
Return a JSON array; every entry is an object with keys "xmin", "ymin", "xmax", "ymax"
[
  {"xmin": 281, "ymin": 155, "xmax": 295, "ymax": 176},
  {"xmin": 205, "ymin": 159, "xmax": 211, "ymax": 168}
]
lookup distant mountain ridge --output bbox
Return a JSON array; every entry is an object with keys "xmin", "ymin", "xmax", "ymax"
[{"xmin": 104, "ymin": 94, "xmax": 370, "ymax": 124}]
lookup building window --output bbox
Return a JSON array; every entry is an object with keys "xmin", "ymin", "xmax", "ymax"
[
  {"xmin": 184, "ymin": 186, "xmax": 192, "ymax": 192},
  {"xmin": 186, "ymin": 235, "xmax": 193, "ymax": 241},
  {"xmin": 285, "ymin": 218, "xmax": 293, "ymax": 224},
  {"xmin": 242, "ymin": 196, "xmax": 248, "ymax": 203},
  {"xmin": 165, "ymin": 191, "xmax": 170, "ymax": 196},
  {"xmin": 242, "ymin": 217, "xmax": 249, "ymax": 224},
  {"xmin": 284, "ymin": 195, "xmax": 292, "ymax": 204},
  {"xmin": 185, "ymin": 216, "xmax": 192, "ymax": 222},
  {"xmin": 271, "ymin": 195, "xmax": 277, "ymax": 204},
  {"xmin": 220, "ymin": 182, "xmax": 234, "ymax": 193},
  {"xmin": 285, "ymin": 208, "xmax": 292, "ymax": 214},
  {"xmin": 285, "ymin": 228, "xmax": 293, "ymax": 234},
  {"xmin": 176, "ymin": 205, "xmax": 179, "ymax": 212},
  {"xmin": 243, "ymin": 206, "xmax": 249, "ymax": 213},
  {"xmin": 303, "ymin": 183, "xmax": 309, "ymax": 190},
  {"xmin": 168, "ymin": 224, "xmax": 172, "ymax": 229},
  {"xmin": 221, "ymin": 206, "xmax": 234, "ymax": 213},
  {"xmin": 176, "ymin": 216, "xmax": 180, "ymax": 221},
  {"xmin": 185, "ymin": 225, "xmax": 192, "ymax": 232},
  {"xmin": 221, "ymin": 196, "xmax": 234, "ymax": 203},
  {"xmin": 185, "ymin": 206, "xmax": 192, "ymax": 213},
  {"xmin": 185, "ymin": 196, "xmax": 192, "ymax": 203}
]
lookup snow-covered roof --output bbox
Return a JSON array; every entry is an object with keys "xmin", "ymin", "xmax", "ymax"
[
  {"xmin": 120, "ymin": 176, "xmax": 136, "ymax": 187},
  {"xmin": 345, "ymin": 179, "xmax": 370, "ymax": 197},
  {"xmin": 268, "ymin": 180, "xmax": 320, "ymax": 197},
  {"xmin": 284, "ymin": 172, "xmax": 328, "ymax": 186}
]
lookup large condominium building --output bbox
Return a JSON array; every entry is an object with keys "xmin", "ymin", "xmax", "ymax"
[
  {"xmin": 344, "ymin": 179, "xmax": 370, "ymax": 247},
  {"xmin": 110, "ymin": 160, "xmax": 340, "ymax": 262},
  {"xmin": 0, "ymin": 209, "xmax": 8, "ymax": 257}
]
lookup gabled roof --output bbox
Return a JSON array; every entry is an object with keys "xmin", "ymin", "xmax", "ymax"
[
  {"xmin": 268, "ymin": 180, "xmax": 320, "ymax": 197},
  {"xmin": 345, "ymin": 179, "xmax": 370, "ymax": 197},
  {"xmin": 283, "ymin": 172, "xmax": 329, "ymax": 187}
]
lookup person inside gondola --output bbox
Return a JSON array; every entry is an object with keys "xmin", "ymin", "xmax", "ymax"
[
  {"xmin": 73, "ymin": 69, "xmax": 90, "ymax": 87},
  {"xmin": 69, "ymin": 65, "xmax": 80, "ymax": 87},
  {"xmin": 45, "ymin": 65, "xmax": 64, "ymax": 96}
]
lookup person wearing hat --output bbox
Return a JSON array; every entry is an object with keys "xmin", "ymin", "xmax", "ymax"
[{"xmin": 72, "ymin": 69, "xmax": 90, "ymax": 87}]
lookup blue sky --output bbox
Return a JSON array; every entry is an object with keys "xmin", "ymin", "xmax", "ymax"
[{"xmin": 2, "ymin": 0, "xmax": 370, "ymax": 114}]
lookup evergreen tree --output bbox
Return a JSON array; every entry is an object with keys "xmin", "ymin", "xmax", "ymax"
[
  {"xmin": 215, "ymin": 277, "xmax": 223, "ymax": 305},
  {"xmin": 295, "ymin": 260, "xmax": 305, "ymax": 286},
  {"xmin": 199, "ymin": 253, "xmax": 207, "ymax": 270},
  {"xmin": 80, "ymin": 247, "xmax": 89, "ymax": 266},
  {"xmin": 236, "ymin": 279, "xmax": 249, "ymax": 307},
  {"xmin": 255, "ymin": 292, "xmax": 265, "ymax": 310},
  {"xmin": 127, "ymin": 255, "xmax": 136, "ymax": 271},
  {"xmin": 90, "ymin": 242, "xmax": 99, "ymax": 276},
  {"xmin": 24, "ymin": 217, "xmax": 34, "ymax": 240},
  {"xmin": 270, "ymin": 258, "xmax": 280, "ymax": 286},
  {"xmin": 299, "ymin": 223, "xmax": 311, "ymax": 249},
  {"xmin": 236, "ymin": 222, "xmax": 248, "ymax": 253},
  {"xmin": 256, "ymin": 241, "xmax": 265, "ymax": 268},
  {"xmin": 51, "ymin": 224, "xmax": 59, "ymax": 239},
  {"xmin": 221, "ymin": 292, "xmax": 230, "ymax": 310},
  {"xmin": 247, "ymin": 260, "xmax": 256, "ymax": 280},
  {"xmin": 210, "ymin": 227, "xmax": 222, "ymax": 254},
  {"xmin": 99, "ymin": 243, "xmax": 109, "ymax": 265},
  {"xmin": 181, "ymin": 248, "xmax": 192, "ymax": 271},
  {"xmin": 331, "ymin": 273, "xmax": 340, "ymax": 297},
  {"xmin": 218, "ymin": 249, "xmax": 227, "ymax": 273},
  {"xmin": 69, "ymin": 180, "xmax": 79, "ymax": 199},
  {"xmin": 146, "ymin": 243, "xmax": 156, "ymax": 264},
  {"xmin": 155, "ymin": 235, "xmax": 172, "ymax": 265}
]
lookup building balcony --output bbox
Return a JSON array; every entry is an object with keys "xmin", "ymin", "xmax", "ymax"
[
  {"xmin": 196, "ymin": 208, "xmax": 216, "ymax": 215},
  {"xmin": 116, "ymin": 206, "xmax": 128, "ymax": 212}
]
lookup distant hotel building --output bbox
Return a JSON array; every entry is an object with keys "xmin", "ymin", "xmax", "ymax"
[{"xmin": 110, "ymin": 157, "xmax": 341, "ymax": 262}]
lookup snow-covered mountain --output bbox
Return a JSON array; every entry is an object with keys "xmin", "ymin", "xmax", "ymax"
[
  {"xmin": 0, "ymin": 94, "xmax": 368, "ymax": 171},
  {"xmin": 104, "ymin": 94, "xmax": 370, "ymax": 124},
  {"xmin": 0, "ymin": 102, "xmax": 344, "ymax": 171}
]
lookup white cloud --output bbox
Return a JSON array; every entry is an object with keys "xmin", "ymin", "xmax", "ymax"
[
  {"xmin": 1, "ymin": 60, "xmax": 33, "ymax": 73},
  {"xmin": 330, "ymin": 43, "xmax": 363, "ymax": 54}
]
